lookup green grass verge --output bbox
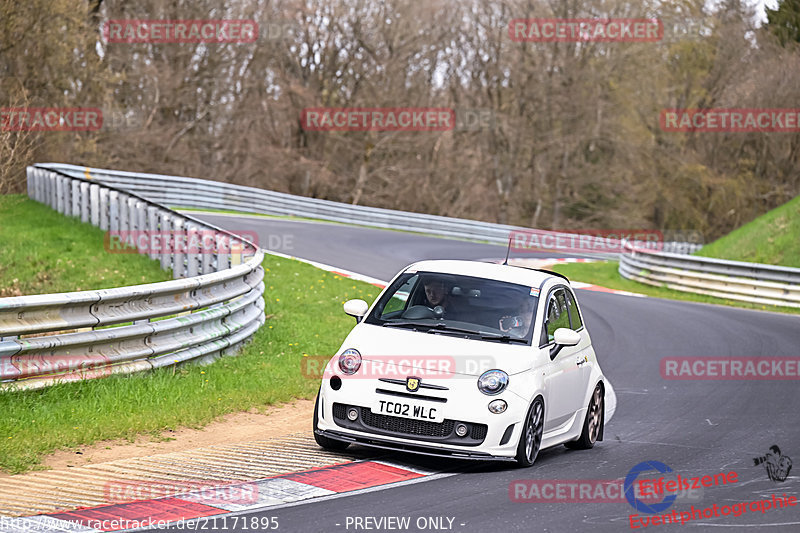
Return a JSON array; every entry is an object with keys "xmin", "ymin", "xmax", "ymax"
[
  {"xmin": 550, "ymin": 261, "xmax": 800, "ymax": 315},
  {"xmin": 694, "ymin": 195, "xmax": 800, "ymax": 267},
  {"xmin": 0, "ymin": 255, "xmax": 381, "ymax": 474},
  {"xmin": 0, "ymin": 194, "xmax": 172, "ymax": 296}
]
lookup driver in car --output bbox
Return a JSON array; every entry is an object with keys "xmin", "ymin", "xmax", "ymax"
[
  {"xmin": 422, "ymin": 278, "xmax": 461, "ymax": 320},
  {"xmin": 424, "ymin": 278, "xmax": 448, "ymax": 308}
]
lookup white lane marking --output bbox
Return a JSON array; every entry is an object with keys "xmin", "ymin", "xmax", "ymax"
[
  {"xmin": 370, "ymin": 460, "xmax": 440, "ymax": 476},
  {"xmin": 179, "ymin": 478, "xmax": 335, "ymax": 512},
  {"xmin": 265, "ymin": 250, "xmax": 388, "ymax": 287},
  {"xmin": 117, "ymin": 473, "xmax": 457, "ymax": 533},
  {"xmin": 198, "ymin": 473, "xmax": 456, "ymax": 518}
]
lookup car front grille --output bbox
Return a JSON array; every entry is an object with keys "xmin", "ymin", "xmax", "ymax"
[
  {"xmin": 333, "ymin": 402, "xmax": 348, "ymax": 420},
  {"xmin": 331, "ymin": 402, "xmax": 488, "ymax": 446},
  {"xmin": 470, "ymin": 424, "xmax": 488, "ymax": 440},
  {"xmin": 361, "ymin": 408, "xmax": 455, "ymax": 437}
]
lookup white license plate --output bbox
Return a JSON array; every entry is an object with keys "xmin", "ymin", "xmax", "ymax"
[{"xmin": 372, "ymin": 399, "xmax": 444, "ymax": 423}]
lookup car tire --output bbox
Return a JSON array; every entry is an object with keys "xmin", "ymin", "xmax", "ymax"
[
  {"xmin": 565, "ymin": 383, "xmax": 604, "ymax": 450},
  {"xmin": 515, "ymin": 397, "xmax": 544, "ymax": 467},
  {"xmin": 313, "ymin": 393, "xmax": 350, "ymax": 451}
]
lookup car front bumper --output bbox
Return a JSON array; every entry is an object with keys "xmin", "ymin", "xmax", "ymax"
[
  {"xmin": 315, "ymin": 428, "xmax": 517, "ymax": 461},
  {"xmin": 316, "ymin": 375, "xmax": 532, "ymax": 460}
]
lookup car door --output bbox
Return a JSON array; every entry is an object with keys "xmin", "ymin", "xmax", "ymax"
[
  {"xmin": 563, "ymin": 287, "xmax": 594, "ymax": 402},
  {"xmin": 540, "ymin": 287, "xmax": 590, "ymax": 429}
]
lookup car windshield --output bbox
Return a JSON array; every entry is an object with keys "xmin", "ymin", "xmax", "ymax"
[{"xmin": 364, "ymin": 271, "xmax": 539, "ymax": 345}]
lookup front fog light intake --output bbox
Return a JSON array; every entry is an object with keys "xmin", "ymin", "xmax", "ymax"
[
  {"xmin": 488, "ymin": 399, "xmax": 508, "ymax": 413},
  {"xmin": 477, "ymin": 369, "xmax": 509, "ymax": 396},
  {"xmin": 347, "ymin": 408, "xmax": 359, "ymax": 421},
  {"xmin": 455, "ymin": 424, "xmax": 468, "ymax": 437},
  {"xmin": 338, "ymin": 349, "xmax": 362, "ymax": 375}
]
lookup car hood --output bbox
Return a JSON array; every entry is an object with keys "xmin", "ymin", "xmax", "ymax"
[{"xmin": 337, "ymin": 323, "xmax": 534, "ymax": 377}]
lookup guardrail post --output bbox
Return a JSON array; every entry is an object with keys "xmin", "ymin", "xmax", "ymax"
[
  {"xmin": 71, "ymin": 180, "xmax": 80, "ymax": 217},
  {"xmin": 26, "ymin": 167, "xmax": 34, "ymax": 200},
  {"xmin": 34, "ymin": 168, "xmax": 42, "ymax": 203},
  {"xmin": 146, "ymin": 206, "xmax": 160, "ymax": 261},
  {"xmin": 61, "ymin": 176, "xmax": 70, "ymax": 215},
  {"xmin": 230, "ymin": 238, "xmax": 243, "ymax": 267},
  {"xmin": 172, "ymin": 217, "xmax": 185, "ymax": 278},
  {"xmin": 37, "ymin": 167, "xmax": 46, "ymax": 203},
  {"xmin": 118, "ymin": 193, "xmax": 129, "ymax": 234},
  {"xmin": 80, "ymin": 182, "xmax": 90, "ymax": 223},
  {"xmin": 109, "ymin": 191, "xmax": 120, "ymax": 232},
  {"xmin": 42, "ymin": 171, "xmax": 52, "ymax": 207},
  {"xmin": 129, "ymin": 198, "xmax": 139, "ymax": 234},
  {"xmin": 201, "ymin": 229, "xmax": 214, "ymax": 274},
  {"xmin": 50, "ymin": 173, "xmax": 59, "ymax": 209},
  {"xmin": 40, "ymin": 170, "xmax": 48, "ymax": 205},
  {"xmin": 41, "ymin": 171, "xmax": 49, "ymax": 206},
  {"xmin": 217, "ymin": 237, "xmax": 230, "ymax": 271},
  {"xmin": 55, "ymin": 176, "xmax": 65, "ymax": 214},
  {"xmin": 185, "ymin": 223, "xmax": 200, "ymax": 278},
  {"xmin": 133, "ymin": 200, "xmax": 146, "ymax": 255},
  {"xmin": 90, "ymin": 184, "xmax": 100, "ymax": 226},
  {"xmin": 27, "ymin": 167, "xmax": 36, "ymax": 201},
  {"xmin": 98, "ymin": 187, "xmax": 108, "ymax": 229},
  {"xmin": 64, "ymin": 176, "xmax": 73, "ymax": 215},
  {"xmin": 159, "ymin": 212, "xmax": 173, "ymax": 272},
  {"xmin": 51, "ymin": 173, "xmax": 60, "ymax": 210}
]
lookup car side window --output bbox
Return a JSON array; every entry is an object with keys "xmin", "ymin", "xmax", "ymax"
[
  {"xmin": 564, "ymin": 290, "xmax": 583, "ymax": 330},
  {"xmin": 379, "ymin": 274, "xmax": 418, "ymax": 318},
  {"xmin": 543, "ymin": 288, "xmax": 570, "ymax": 344}
]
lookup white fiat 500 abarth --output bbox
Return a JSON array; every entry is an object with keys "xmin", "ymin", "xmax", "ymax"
[{"xmin": 313, "ymin": 260, "xmax": 615, "ymax": 466}]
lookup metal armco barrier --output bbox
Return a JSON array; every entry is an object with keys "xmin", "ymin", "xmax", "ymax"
[
  {"xmin": 35, "ymin": 163, "xmax": 702, "ymax": 256},
  {"xmin": 0, "ymin": 167, "xmax": 265, "ymax": 391},
  {"xmin": 619, "ymin": 243, "xmax": 800, "ymax": 308}
]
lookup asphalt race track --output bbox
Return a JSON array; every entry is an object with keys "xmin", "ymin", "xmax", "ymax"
[{"xmin": 149, "ymin": 214, "xmax": 800, "ymax": 532}]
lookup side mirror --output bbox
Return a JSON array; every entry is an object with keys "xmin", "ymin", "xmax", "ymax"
[
  {"xmin": 343, "ymin": 299, "xmax": 369, "ymax": 322},
  {"xmin": 553, "ymin": 328, "xmax": 581, "ymax": 347},
  {"xmin": 550, "ymin": 328, "xmax": 581, "ymax": 359}
]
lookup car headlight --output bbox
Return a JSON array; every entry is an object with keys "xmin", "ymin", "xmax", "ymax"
[
  {"xmin": 478, "ymin": 369, "xmax": 508, "ymax": 396},
  {"xmin": 338, "ymin": 349, "xmax": 362, "ymax": 375}
]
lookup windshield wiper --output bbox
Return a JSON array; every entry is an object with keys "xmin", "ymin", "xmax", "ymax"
[
  {"xmin": 478, "ymin": 332, "xmax": 529, "ymax": 344},
  {"xmin": 384, "ymin": 321, "xmax": 527, "ymax": 343},
  {"xmin": 425, "ymin": 323, "xmax": 488, "ymax": 337},
  {"xmin": 383, "ymin": 321, "xmax": 429, "ymax": 331}
]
